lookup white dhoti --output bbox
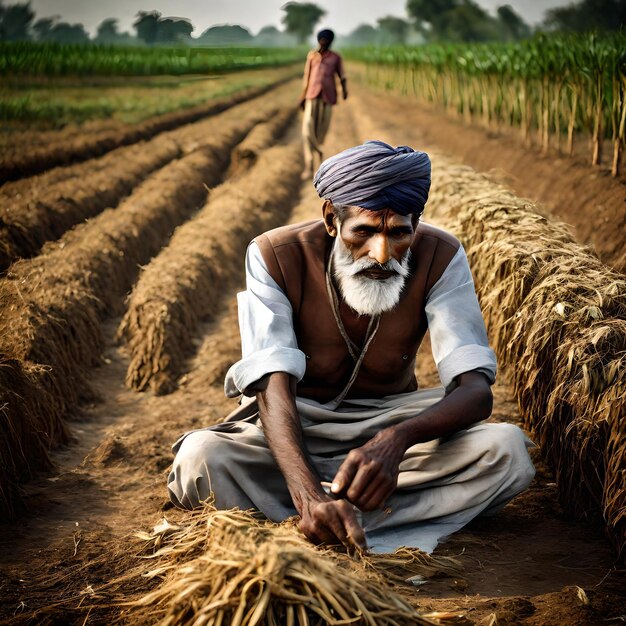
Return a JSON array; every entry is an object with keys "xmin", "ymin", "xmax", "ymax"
[
  {"xmin": 302, "ymin": 97, "xmax": 332, "ymax": 176},
  {"xmin": 168, "ymin": 387, "xmax": 535, "ymax": 553}
]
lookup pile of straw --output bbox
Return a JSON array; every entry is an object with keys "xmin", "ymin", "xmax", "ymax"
[
  {"xmin": 427, "ymin": 158, "xmax": 626, "ymax": 560},
  {"xmin": 126, "ymin": 505, "xmax": 456, "ymax": 625}
]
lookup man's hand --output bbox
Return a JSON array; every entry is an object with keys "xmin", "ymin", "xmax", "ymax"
[
  {"xmin": 298, "ymin": 493, "xmax": 367, "ymax": 551},
  {"xmin": 257, "ymin": 371, "xmax": 366, "ymax": 551},
  {"xmin": 331, "ymin": 428, "xmax": 405, "ymax": 511}
]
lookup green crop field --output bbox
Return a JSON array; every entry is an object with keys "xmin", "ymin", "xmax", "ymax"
[{"xmin": 0, "ymin": 42, "xmax": 304, "ymax": 76}]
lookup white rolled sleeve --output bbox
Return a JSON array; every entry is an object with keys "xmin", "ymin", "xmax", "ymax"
[
  {"xmin": 425, "ymin": 245, "xmax": 497, "ymax": 391},
  {"xmin": 224, "ymin": 242, "xmax": 307, "ymax": 397}
]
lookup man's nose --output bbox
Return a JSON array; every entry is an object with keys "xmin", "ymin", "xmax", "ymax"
[{"xmin": 368, "ymin": 234, "xmax": 391, "ymax": 265}]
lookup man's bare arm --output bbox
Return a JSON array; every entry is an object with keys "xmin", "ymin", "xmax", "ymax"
[
  {"xmin": 331, "ymin": 371, "xmax": 493, "ymax": 511},
  {"xmin": 257, "ymin": 372, "xmax": 366, "ymax": 549}
]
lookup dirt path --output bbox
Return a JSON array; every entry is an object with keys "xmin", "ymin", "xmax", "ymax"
[{"xmin": 0, "ymin": 85, "xmax": 624, "ymax": 625}]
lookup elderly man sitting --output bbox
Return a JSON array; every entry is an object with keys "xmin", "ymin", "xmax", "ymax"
[{"xmin": 168, "ymin": 141, "xmax": 535, "ymax": 553}]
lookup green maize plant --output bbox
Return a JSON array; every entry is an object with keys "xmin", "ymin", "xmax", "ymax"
[
  {"xmin": 346, "ymin": 33, "xmax": 626, "ymax": 177},
  {"xmin": 0, "ymin": 42, "xmax": 303, "ymax": 77}
]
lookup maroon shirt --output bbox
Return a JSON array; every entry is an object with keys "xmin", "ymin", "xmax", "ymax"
[{"xmin": 302, "ymin": 50, "xmax": 345, "ymax": 105}]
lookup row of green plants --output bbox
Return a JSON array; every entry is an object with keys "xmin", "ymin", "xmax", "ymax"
[
  {"xmin": 347, "ymin": 34, "xmax": 626, "ymax": 177},
  {"xmin": 0, "ymin": 42, "xmax": 303, "ymax": 76}
]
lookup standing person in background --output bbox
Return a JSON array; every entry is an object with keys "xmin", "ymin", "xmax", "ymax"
[{"xmin": 300, "ymin": 29, "xmax": 348, "ymax": 179}]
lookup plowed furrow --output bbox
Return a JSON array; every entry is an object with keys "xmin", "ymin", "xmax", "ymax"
[
  {"xmin": 229, "ymin": 106, "xmax": 298, "ymax": 176},
  {"xmin": 118, "ymin": 140, "xmax": 303, "ymax": 395},
  {"xmin": 0, "ymin": 102, "xmax": 290, "ymax": 519},
  {"xmin": 0, "ymin": 70, "xmax": 297, "ymax": 183},
  {"xmin": 0, "ymin": 139, "xmax": 181, "ymax": 273},
  {"xmin": 0, "ymin": 81, "xmax": 299, "ymax": 273}
]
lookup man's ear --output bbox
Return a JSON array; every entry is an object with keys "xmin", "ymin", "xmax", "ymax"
[{"xmin": 322, "ymin": 200, "xmax": 338, "ymax": 237}]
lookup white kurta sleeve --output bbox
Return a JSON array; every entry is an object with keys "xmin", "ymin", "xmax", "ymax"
[
  {"xmin": 425, "ymin": 245, "xmax": 497, "ymax": 391},
  {"xmin": 224, "ymin": 242, "xmax": 307, "ymax": 397}
]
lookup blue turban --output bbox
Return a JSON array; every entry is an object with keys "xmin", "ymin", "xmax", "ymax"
[{"xmin": 313, "ymin": 140, "xmax": 431, "ymax": 216}]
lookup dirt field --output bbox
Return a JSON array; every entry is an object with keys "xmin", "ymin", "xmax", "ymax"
[{"xmin": 0, "ymin": 71, "xmax": 624, "ymax": 625}]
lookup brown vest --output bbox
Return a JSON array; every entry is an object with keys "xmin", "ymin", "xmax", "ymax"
[{"xmin": 255, "ymin": 220, "xmax": 459, "ymax": 403}]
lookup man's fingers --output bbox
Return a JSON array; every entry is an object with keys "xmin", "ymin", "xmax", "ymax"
[
  {"xmin": 300, "ymin": 519, "xmax": 336, "ymax": 546},
  {"xmin": 346, "ymin": 461, "xmax": 381, "ymax": 503},
  {"xmin": 331, "ymin": 457, "xmax": 359, "ymax": 496},
  {"xmin": 333, "ymin": 500, "xmax": 367, "ymax": 550},
  {"xmin": 338, "ymin": 506, "xmax": 367, "ymax": 550},
  {"xmin": 356, "ymin": 474, "xmax": 389, "ymax": 511},
  {"xmin": 325, "ymin": 507, "xmax": 350, "ymax": 547},
  {"xmin": 360, "ymin": 481, "xmax": 392, "ymax": 512}
]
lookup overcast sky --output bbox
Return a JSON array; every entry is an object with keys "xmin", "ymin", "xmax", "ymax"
[{"xmin": 29, "ymin": 0, "xmax": 569, "ymax": 37}]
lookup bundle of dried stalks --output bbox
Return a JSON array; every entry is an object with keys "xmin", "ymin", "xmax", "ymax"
[
  {"xmin": 229, "ymin": 106, "xmax": 297, "ymax": 175},
  {"xmin": 427, "ymin": 158, "xmax": 626, "ymax": 560},
  {"xmin": 0, "ymin": 90, "xmax": 290, "ymax": 518},
  {"xmin": 118, "ymin": 140, "xmax": 303, "ymax": 395},
  {"xmin": 125, "ymin": 505, "xmax": 457, "ymax": 626}
]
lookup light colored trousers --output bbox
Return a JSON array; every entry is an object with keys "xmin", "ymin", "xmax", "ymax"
[
  {"xmin": 168, "ymin": 388, "xmax": 535, "ymax": 553},
  {"xmin": 302, "ymin": 97, "xmax": 332, "ymax": 175}
]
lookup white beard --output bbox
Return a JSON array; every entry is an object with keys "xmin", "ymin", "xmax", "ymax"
[{"xmin": 331, "ymin": 233, "xmax": 411, "ymax": 316}]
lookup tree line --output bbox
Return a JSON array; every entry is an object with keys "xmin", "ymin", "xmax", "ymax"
[{"xmin": 0, "ymin": 0, "xmax": 624, "ymax": 47}]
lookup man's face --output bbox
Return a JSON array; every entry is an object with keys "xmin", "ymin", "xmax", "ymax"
[
  {"xmin": 337, "ymin": 206, "xmax": 416, "ymax": 273},
  {"xmin": 318, "ymin": 37, "xmax": 331, "ymax": 50},
  {"xmin": 328, "ymin": 206, "xmax": 417, "ymax": 316}
]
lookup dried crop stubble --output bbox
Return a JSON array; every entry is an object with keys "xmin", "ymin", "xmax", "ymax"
[
  {"xmin": 116, "ymin": 505, "xmax": 455, "ymax": 626},
  {"xmin": 0, "ymin": 138, "xmax": 181, "ymax": 272},
  {"xmin": 0, "ymin": 359, "xmax": 68, "ymax": 515},
  {"xmin": 427, "ymin": 158, "xmax": 626, "ymax": 559},
  {"xmin": 118, "ymin": 140, "xmax": 303, "ymax": 395},
  {"xmin": 0, "ymin": 69, "xmax": 297, "ymax": 182},
  {"xmin": 0, "ymin": 101, "xmax": 283, "ymax": 518},
  {"xmin": 229, "ymin": 106, "xmax": 298, "ymax": 175}
]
